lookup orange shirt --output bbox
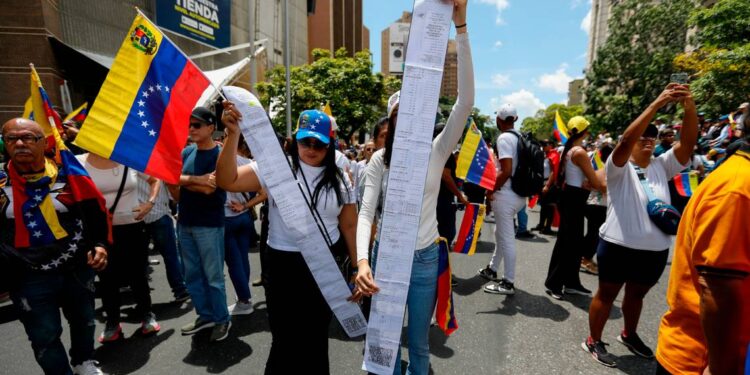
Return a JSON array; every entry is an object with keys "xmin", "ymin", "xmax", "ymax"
[{"xmin": 656, "ymin": 151, "xmax": 750, "ymax": 374}]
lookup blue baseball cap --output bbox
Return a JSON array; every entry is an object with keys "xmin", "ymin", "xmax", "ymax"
[{"xmin": 296, "ymin": 110, "xmax": 332, "ymax": 145}]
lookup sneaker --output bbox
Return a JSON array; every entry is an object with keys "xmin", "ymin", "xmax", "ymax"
[
  {"xmin": 545, "ymin": 288, "xmax": 564, "ymax": 300},
  {"xmin": 72, "ymin": 360, "xmax": 104, "ymax": 375},
  {"xmin": 451, "ymin": 274, "xmax": 458, "ymax": 287},
  {"xmin": 540, "ymin": 229, "xmax": 557, "ymax": 235},
  {"xmin": 210, "ymin": 321, "xmax": 232, "ymax": 342},
  {"xmin": 477, "ymin": 266, "xmax": 499, "ymax": 282},
  {"xmin": 141, "ymin": 312, "xmax": 161, "ymax": 335},
  {"xmin": 181, "ymin": 318, "xmax": 215, "ymax": 335},
  {"xmin": 483, "ymin": 279, "xmax": 515, "ymax": 295},
  {"xmin": 580, "ymin": 259, "xmax": 599, "ymax": 275},
  {"xmin": 581, "ymin": 337, "xmax": 617, "ymax": 367},
  {"xmin": 174, "ymin": 291, "xmax": 191, "ymax": 303},
  {"xmin": 228, "ymin": 300, "xmax": 254, "ymax": 316},
  {"xmin": 617, "ymin": 331, "xmax": 654, "ymax": 359},
  {"xmin": 515, "ymin": 231, "xmax": 535, "ymax": 239},
  {"xmin": 251, "ymin": 278, "xmax": 264, "ymax": 287},
  {"xmin": 564, "ymin": 285, "xmax": 593, "ymax": 296},
  {"xmin": 98, "ymin": 323, "xmax": 122, "ymax": 343}
]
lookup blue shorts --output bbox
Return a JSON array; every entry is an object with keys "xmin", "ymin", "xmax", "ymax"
[{"xmin": 596, "ymin": 239, "xmax": 668, "ymax": 286}]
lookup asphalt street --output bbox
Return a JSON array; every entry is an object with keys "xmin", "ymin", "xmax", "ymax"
[{"xmin": 0, "ymin": 207, "xmax": 671, "ymax": 374}]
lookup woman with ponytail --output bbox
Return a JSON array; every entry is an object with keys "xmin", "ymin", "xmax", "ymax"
[{"xmin": 544, "ymin": 116, "xmax": 606, "ymax": 300}]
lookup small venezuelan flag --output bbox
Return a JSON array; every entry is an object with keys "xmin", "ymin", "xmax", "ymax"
[
  {"xmin": 456, "ymin": 119, "xmax": 497, "ymax": 190},
  {"xmin": 75, "ymin": 11, "xmax": 210, "ymax": 184},
  {"xmin": 64, "ymin": 102, "xmax": 88, "ymax": 123},
  {"xmin": 591, "ymin": 150, "xmax": 604, "ymax": 171},
  {"xmin": 436, "ymin": 238, "xmax": 458, "ymax": 336},
  {"xmin": 673, "ymin": 172, "xmax": 699, "ymax": 197},
  {"xmin": 453, "ymin": 203, "xmax": 486, "ymax": 256},
  {"xmin": 553, "ymin": 111, "xmax": 569, "ymax": 144}
]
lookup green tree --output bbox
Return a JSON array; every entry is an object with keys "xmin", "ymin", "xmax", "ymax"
[
  {"xmin": 584, "ymin": 0, "xmax": 694, "ymax": 133},
  {"xmin": 437, "ymin": 96, "xmax": 495, "ymax": 143},
  {"xmin": 521, "ymin": 103, "xmax": 584, "ymax": 140},
  {"xmin": 674, "ymin": 0, "xmax": 750, "ymax": 116},
  {"xmin": 256, "ymin": 48, "xmax": 401, "ymax": 140}
]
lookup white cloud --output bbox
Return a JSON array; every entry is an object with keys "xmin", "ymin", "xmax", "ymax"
[
  {"xmin": 491, "ymin": 74, "xmax": 511, "ymax": 87},
  {"xmin": 490, "ymin": 89, "xmax": 546, "ymax": 121},
  {"xmin": 536, "ymin": 64, "xmax": 574, "ymax": 94},
  {"xmin": 580, "ymin": 8, "xmax": 592, "ymax": 34},
  {"xmin": 475, "ymin": 0, "xmax": 510, "ymax": 25},
  {"xmin": 493, "ymin": 40, "xmax": 503, "ymax": 49}
]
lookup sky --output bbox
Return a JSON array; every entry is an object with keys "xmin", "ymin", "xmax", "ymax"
[{"xmin": 362, "ymin": 0, "xmax": 593, "ymax": 123}]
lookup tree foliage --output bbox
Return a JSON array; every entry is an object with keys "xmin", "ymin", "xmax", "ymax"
[
  {"xmin": 521, "ymin": 103, "xmax": 584, "ymax": 140},
  {"xmin": 437, "ymin": 96, "xmax": 495, "ymax": 143},
  {"xmin": 584, "ymin": 0, "xmax": 693, "ymax": 133},
  {"xmin": 674, "ymin": 0, "xmax": 750, "ymax": 116},
  {"xmin": 256, "ymin": 48, "xmax": 401, "ymax": 140}
]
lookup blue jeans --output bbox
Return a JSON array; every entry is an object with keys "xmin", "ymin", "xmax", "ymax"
[
  {"xmin": 224, "ymin": 212, "xmax": 252, "ymax": 302},
  {"xmin": 372, "ymin": 241, "xmax": 439, "ymax": 375},
  {"xmin": 146, "ymin": 215, "xmax": 187, "ymax": 297},
  {"xmin": 177, "ymin": 225, "xmax": 230, "ymax": 324},
  {"xmin": 516, "ymin": 207, "xmax": 528, "ymax": 233},
  {"xmin": 11, "ymin": 264, "xmax": 96, "ymax": 374}
]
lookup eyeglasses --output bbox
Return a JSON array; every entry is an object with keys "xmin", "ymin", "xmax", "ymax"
[
  {"xmin": 365, "ymin": 148, "xmax": 374, "ymax": 152},
  {"xmin": 661, "ymin": 133, "xmax": 675, "ymax": 137},
  {"xmin": 189, "ymin": 122, "xmax": 209, "ymax": 129},
  {"xmin": 299, "ymin": 138, "xmax": 328, "ymax": 150},
  {"xmin": 4, "ymin": 134, "xmax": 43, "ymax": 144}
]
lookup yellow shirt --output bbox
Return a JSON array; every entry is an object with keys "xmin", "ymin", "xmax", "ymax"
[{"xmin": 656, "ymin": 151, "xmax": 750, "ymax": 374}]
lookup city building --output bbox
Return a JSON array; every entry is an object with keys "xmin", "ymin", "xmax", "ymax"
[
  {"xmin": 307, "ymin": 0, "xmax": 370, "ymax": 62},
  {"xmin": 380, "ymin": 12, "xmax": 458, "ymax": 99},
  {"xmin": 568, "ymin": 79, "xmax": 584, "ymax": 106},
  {"xmin": 0, "ymin": 0, "xmax": 309, "ymax": 118}
]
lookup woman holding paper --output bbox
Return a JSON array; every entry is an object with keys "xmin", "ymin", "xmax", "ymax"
[
  {"xmin": 216, "ymin": 107, "xmax": 358, "ymax": 374},
  {"xmin": 354, "ymin": 0, "xmax": 473, "ymax": 373}
]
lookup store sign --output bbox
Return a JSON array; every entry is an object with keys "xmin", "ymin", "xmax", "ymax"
[
  {"xmin": 156, "ymin": 0, "xmax": 231, "ymax": 49},
  {"xmin": 389, "ymin": 23, "xmax": 410, "ymax": 74}
]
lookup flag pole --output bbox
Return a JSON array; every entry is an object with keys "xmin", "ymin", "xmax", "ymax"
[
  {"xmin": 134, "ymin": 7, "xmax": 227, "ymax": 102},
  {"xmin": 283, "ymin": 0, "xmax": 292, "ymax": 137}
]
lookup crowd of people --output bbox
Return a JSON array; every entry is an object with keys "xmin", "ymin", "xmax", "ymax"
[{"xmin": 1, "ymin": 1, "xmax": 748, "ymax": 374}]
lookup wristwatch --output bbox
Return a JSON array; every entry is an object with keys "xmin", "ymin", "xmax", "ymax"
[{"xmin": 148, "ymin": 197, "xmax": 156, "ymax": 205}]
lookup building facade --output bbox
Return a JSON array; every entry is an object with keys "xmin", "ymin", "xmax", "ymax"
[{"xmin": 307, "ymin": 0, "xmax": 369, "ymax": 62}]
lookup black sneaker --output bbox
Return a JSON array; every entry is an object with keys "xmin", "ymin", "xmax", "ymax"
[
  {"xmin": 174, "ymin": 291, "xmax": 191, "ymax": 303},
  {"xmin": 545, "ymin": 288, "xmax": 564, "ymax": 300},
  {"xmin": 483, "ymin": 279, "xmax": 515, "ymax": 295},
  {"xmin": 477, "ymin": 266, "xmax": 499, "ymax": 282},
  {"xmin": 617, "ymin": 332, "xmax": 654, "ymax": 359},
  {"xmin": 210, "ymin": 321, "xmax": 232, "ymax": 342},
  {"xmin": 581, "ymin": 337, "xmax": 617, "ymax": 367},
  {"xmin": 564, "ymin": 285, "xmax": 592, "ymax": 296},
  {"xmin": 181, "ymin": 318, "xmax": 215, "ymax": 335},
  {"xmin": 515, "ymin": 231, "xmax": 535, "ymax": 239}
]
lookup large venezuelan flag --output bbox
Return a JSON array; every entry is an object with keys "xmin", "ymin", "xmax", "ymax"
[
  {"xmin": 453, "ymin": 203, "xmax": 485, "ymax": 256},
  {"xmin": 553, "ymin": 111, "xmax": 569, "ymax": 144},
  {"xmin": 75, "ymin": 12, "xmax": 210, "ymax": 184},
  {"xmin": 436, "ymin": 239, "xmax": 458, "ymax": 336},
  {"xmin": 456, "ymin": 119, "xmax": 497, "ymax": 190}
]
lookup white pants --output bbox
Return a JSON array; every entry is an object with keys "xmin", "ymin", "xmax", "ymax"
[{"xmin": 489, "ymin": 189, "xmax": 526, "ymax": 283}]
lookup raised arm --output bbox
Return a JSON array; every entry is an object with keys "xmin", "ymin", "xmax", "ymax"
[
  {"xmin": 216, "ymin": 101, "xmax": 262, "ymax": 193},
  {"xmin": 672, "ymin": 87, "xmax": 698, "ymax": 165}
]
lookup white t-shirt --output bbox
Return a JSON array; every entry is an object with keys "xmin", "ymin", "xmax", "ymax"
[
  {"xmin": 495, "ymin": 131, "xmax": 518, "ymax": 193},
  {"xmin": 252, "ymin": 160, "xmax": 354, "ymax": 252},
  {"xmin": 77, "ymin": 155, "xmax": 145, "ymax": 226},
  {"xmin": 599, "ymin": 149, "xmax": 688, "ymax": 251},
  {"xmin": 564, "ymin": 149, "xmax": 585, "ymax": 188},
  {"xmin": 224, "ymin": 156, "xmax": 253, "ymax": 218}
]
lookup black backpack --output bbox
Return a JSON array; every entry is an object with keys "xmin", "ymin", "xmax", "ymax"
[{"xmin": 507, "ymin": 130, "xmax": 545, "ymax": 197}]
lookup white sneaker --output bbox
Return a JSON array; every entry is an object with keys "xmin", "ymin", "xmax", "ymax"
[
  {"xmin": 73, "ymin": 360, "xmax": 104, "ymax": 375},
  {"xmin": 228, "ymin": 300, "xmax": 254, "ymax": 316}
]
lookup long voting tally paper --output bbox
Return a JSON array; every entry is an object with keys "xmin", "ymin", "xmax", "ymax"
[
  {"xmin": 222, "ymin": 86, "xmax": 367, "ymax": 338},
  {"xmin": 363, "ymin": 0, "xmax": 453, "ymax": 373}
]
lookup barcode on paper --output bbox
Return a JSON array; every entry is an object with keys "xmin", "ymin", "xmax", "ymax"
[
  {"xmin": 368, "ymin": 345, "xmax": 394, "ymax": 367},
  {"xmin": 342, "ymin": 315, "xmax": 366, "ymax": 333}
]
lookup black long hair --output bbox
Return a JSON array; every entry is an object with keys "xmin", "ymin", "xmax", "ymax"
[
  {"xmin": 373, "ymin": 117, "xmax": 388, "ymax": 140},
  {"xmin": 556, "ymin": 128, "xmax": 588, "ymax": 188},
  {"xmin": 288, "ymin": 134, "xmax": 345, "ymax": 207},
  {"xmin": 384, "ymin": 110, "xmax": 398, "ymax": 167}
]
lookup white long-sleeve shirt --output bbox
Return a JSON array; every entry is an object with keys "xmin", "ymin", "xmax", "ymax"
[{"xmin": 356, "ymin": 32, "xmax": 475, "ymax": 262}]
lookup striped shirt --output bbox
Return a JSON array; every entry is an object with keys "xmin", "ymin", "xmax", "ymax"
[{"xmin": 137, "ymin": 176, "xmax": 172, "ymax": 224}]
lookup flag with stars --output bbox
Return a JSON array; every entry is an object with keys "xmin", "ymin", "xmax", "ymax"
[
  {"xmin": 456, "ymin": 119, "xmax": 497, "ymax": 190},
  {"xmin": 452, "ymin": 203, "xmax": 485, "ymax": 256},
  {"xmin": 74, "ymin": 12, "xmax": 210, "ymax": 184}
]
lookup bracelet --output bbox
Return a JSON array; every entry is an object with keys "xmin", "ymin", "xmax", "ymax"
[{"xmin": 455, "ymin": 23, "xmax": 467, "ymax": 29}]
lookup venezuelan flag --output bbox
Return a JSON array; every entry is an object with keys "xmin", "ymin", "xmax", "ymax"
[
  {"xmin": 673, "ymin": 172, "xmax": 699, "ymax": 197},
  {"xmin": 456, "ymin": 119, "xmax": 497, "ymax": 190},
  {"xmin": 64, "ymin": 102, "xmax": 88, "ymax": 123},
  {"xmin": 22, "ymin": 97, "xmax": 33, "ymax": 119},
  {"xmin": 29, "ymin": 65, "xmax": 65, "ymax": 156},
  {"xmin": 453, "ymin": 203, "xmax": 485, "ymax": 256},
  {"xmin": 436, "ymin": 238, "xmax": 458, "ymax": 336},
  {"xmin": 553, "ymin": 111, "xmax": 569, "ymax": 144},
  {"xmin": 75, "ymin": 12, "xmax": 210, "ymax": 184},
  {"xmin": 591, "ymin": 150, "xmax": 604, "ymax": 171}
]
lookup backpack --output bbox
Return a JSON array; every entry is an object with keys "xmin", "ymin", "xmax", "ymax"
[{"xmin": 507, "ymin": 130, "xmax": 545, "ymax": 197}]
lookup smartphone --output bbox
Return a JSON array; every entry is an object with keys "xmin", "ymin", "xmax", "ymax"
[{"xmin": 670, "ymin": 73, "xmax": 689, "ymax": 85}]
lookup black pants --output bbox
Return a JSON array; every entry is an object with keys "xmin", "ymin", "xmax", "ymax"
[
  {"xmin": 436, "ymin": 200, "xmax": 457, "ymax": 244},
  {"xmin": 545, "ymin": 186, "xmax": 590, "ymax": 291},
  {"xmin": 99, "ymin": 222, "xmax": 152, "ymax": 324},
  {"xmin": 264, "ymin": 247, "xmax": 332, "ymax": 374},
  {"xmin": 258, "ymin": 203, "xmax": 269, "ymax": 283},
  {"xmin": 654, "ymin": 361, "xmax": 673, "ymax": 374},
  {"xmin": 583, "ymin": 204, "xmax": 606, "ymax": 260}
]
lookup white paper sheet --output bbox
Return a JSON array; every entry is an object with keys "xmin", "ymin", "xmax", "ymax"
[
  {"xmin": 362, "ymin": 0, "xmax": 454, "ymax": 373},
  {"xmin": 223, "ymin": 86, "xmax": 367, "ymax": 338}
]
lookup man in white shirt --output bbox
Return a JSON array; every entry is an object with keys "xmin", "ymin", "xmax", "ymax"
[{"xmin": 479, "ymin": 104, "xmax": 527, "ymax": 295}]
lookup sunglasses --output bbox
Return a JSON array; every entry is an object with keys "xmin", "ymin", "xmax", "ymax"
[
  {"xmin": 189, "ymin": 122, "xmax": 210, "ymax": 129},
  {"xmin": 299, "ymin": 138, "xmax": 328, "ymax": 150},
  {"xmin": 4, "ymin": 134, "xmax": 44, "ymax": 144}
]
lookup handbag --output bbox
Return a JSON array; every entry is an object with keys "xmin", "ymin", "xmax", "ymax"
[{"xmin": 633, "ymin": 164, "xmax": 681, "ymax": 235}]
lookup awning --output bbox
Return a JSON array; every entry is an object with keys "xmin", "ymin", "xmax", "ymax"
[
  {"xmin": 196, "ymin": 57, "xmax": 252, "ymax": 107},
  {"xmin": 48, "ymin": 37, "xmax": 111, "ymax": 103}
]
